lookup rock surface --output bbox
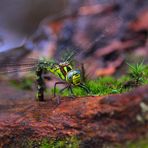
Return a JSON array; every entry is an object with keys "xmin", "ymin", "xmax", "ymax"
[{"xmin": 0, "ymin": 85, "xmax": 148, "ymax": 147}]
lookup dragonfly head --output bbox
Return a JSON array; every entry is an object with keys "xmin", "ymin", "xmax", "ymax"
[
  {"xmin": 66, "ymin": 70, "xmax": 81, "ymax": 85},
  {"xmin": 59, "ymin": 61, "xmax": 69, "ymax": 66}
]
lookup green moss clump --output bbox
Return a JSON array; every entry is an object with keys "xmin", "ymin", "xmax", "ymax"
[
  {"xmin": 61, "ymin": 76, "xmax": 127, "ymax": 97},
  {"xmin": 127, "ymin": 62, "xmax": 146, "ymax": 86},
  {"xmin": 27, "ymin": 136, "xmax": 80, "ymax": 148},
  {"xmin": 40, "ymin": 137, "xmax": 80, "ymax": 148},
  {"xmin": 114, "ymin": 136, "xmax": 148, "ymax": 148},
  {"xmin": 10, "ymin": 74, "xmax": 35, "ymax": 90}
]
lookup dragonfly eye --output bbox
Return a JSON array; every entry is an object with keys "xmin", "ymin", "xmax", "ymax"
[{"xmin": 67, "ymin": 70, "xmax": 81, "ymax": 85}]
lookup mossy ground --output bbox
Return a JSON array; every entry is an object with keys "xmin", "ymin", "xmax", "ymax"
[
  {"xmin": 23, "ymin": 135, "xmax": 148, "ymax": 148},
  {"xmin": 8, "ymin": 63, "xmax": 148, "ymax": 148}
]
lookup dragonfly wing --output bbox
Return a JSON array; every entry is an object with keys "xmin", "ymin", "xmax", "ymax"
[
  {"xmin": 0, "ymin": 66, "xmax": 37, "ymax": 74},
  {"xmin": 0, "ymin": 58, "xmax": 38, "ymax": 74}
]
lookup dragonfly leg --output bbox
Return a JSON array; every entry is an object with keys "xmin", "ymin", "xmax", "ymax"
[
  {"xmin": 78, "ymin": 83, "xmax": 90, "ymax": 94},
  {"xmin": 53, "ymin": 81, "xmax": 67, "ymax": 97},
  {"xmin": 56, "ymin": 96, "xmax": 60, "ymax": 105},
  {"xmin": 68, "ymin": 85, "xmax": 76, "ymax": 98},
  {"xmin": 56, "ymin": 85, "xmax": 69, "ymax": 104},
  {"xmin": 59, "ymin": 85, "xmax": 69, "ymax": 94}
]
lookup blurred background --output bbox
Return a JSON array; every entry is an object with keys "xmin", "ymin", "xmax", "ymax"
[
  {"xmin": 0, "ymin": 0, "xmax": 68, "ymax": 51},
  {"xmin": 0, "ymin": 0, "xmax": 147, "ymax": 78}
]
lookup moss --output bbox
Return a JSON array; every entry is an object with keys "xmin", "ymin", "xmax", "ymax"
[
  {"xmin": 127, "ymin": 62, "xmax": 146, "ymax": 86},
  {"xmin": 10, "ymin": 74, "xmax": 35, "ymax": 90},
  {"xmin": 114, "ymin": 136, "xmax": 148, "ymax": 148},
  {"xmin": 62, "ymin": 76, "xmax": 127, "ymax": 97},
  {"xmin": 27, "ymin": 136, "xmax": 80, "ymax": 148},
  {"xmin": 38, "ymin": 136, "xmax": 148, "ymax": 148},
  {"xmin": 40, "ymin": 137, "xmax": 80, "ymax": 148}
]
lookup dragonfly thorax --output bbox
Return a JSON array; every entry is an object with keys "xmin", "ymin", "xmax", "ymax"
[{"xmin": 66, "ymin": 70, "xmax": 81, "ymax": 85}]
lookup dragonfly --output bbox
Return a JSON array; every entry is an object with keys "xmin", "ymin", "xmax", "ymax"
[
  {"xmin": 0, "ymin": 48, "xmax": 91, "ymax": 103},
  {"xmin": 0, "ymin": 31, "xmax": 105, "ymax": 103},
  {"xmin": 35, "ymin": 54, "xmax": 90, "ymax": 102}
]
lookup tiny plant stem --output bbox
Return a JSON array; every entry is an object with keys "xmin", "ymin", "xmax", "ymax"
[{"xmin": 36, "ymin": 69, "xmax": 45, "ymax": 101}]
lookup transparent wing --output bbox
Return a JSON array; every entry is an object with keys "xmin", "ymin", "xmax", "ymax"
[{"xmin": 0, "ymin": 58, "xmax": 38, "ymax": 74}]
